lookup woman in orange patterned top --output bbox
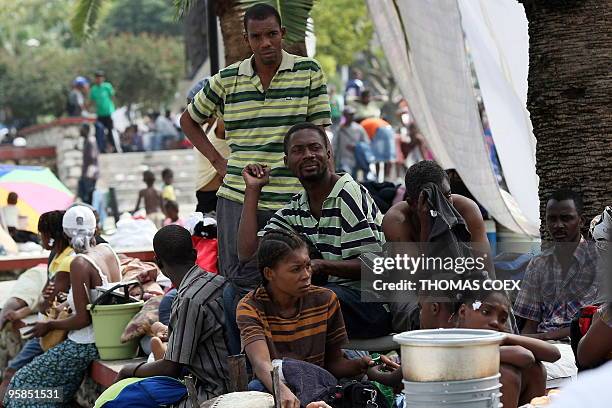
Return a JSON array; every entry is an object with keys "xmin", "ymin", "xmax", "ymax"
[{"xmin": 237, "ymin": 230, "xmax": 373, "ymax": 408}]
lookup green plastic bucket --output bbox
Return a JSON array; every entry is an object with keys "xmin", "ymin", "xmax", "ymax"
[{"xmin": 87, "ymin": 301, "xmax": 144, "ymax": 360}]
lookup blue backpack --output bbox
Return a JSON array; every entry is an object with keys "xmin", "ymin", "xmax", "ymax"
[{"xmin": 94, "ymin": 376, "xmax": 187, "ymax": 408}]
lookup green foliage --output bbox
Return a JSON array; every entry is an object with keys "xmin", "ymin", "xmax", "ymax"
[
  {"xmin": 83, "ymin": 34, "xmax": 184, "ymax": 108},
  {"xmin": 311, "ymin": 0, "xmax": 373, "ymax": 76},
  {"xmin": 0, "ymin": 34, "xmax": 184, "ymax": 125},
  {"xmin": 0, "ymin": 0, "xmax": 76, "ymax": 54},
  {"xmin": 237, "ymin": 0, "xmax": 315, "ymax": 44},
  {"xmin": 99, "ymin": 0, "xmax": 182, "ymax": 38},
  {"xmin": 0, "ymin": 46, "xmax": 78, "ymax": 125},
  {"xmin": 173, "ymin": 0, "xmax": 196, "ymax": 19},
  {"xmin": 71, "ymin": 0, "xmax": 105, "ymax": 41}
]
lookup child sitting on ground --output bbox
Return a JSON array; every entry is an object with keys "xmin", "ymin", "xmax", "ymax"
[
  {"xmin": 455, "ymin": 288, "xmax": 560, "ymax": 408},
  {"xmin": 369, "ymin": 287, "xmax": 560, "ymax": 408},
  {"xmin": 163, "ymin": 200, "xmax": 184, "ymax": 227},
  {"xmin": 134, "ymin": 170, "xmax": 164, "ymax": 228},
  {"xmin": 2, "ymin": 192, "xmax": 19, "ymax": 233}
]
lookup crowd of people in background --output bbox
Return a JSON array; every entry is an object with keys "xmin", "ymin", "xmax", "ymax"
[
  {"xmin": 66, "ymin": 72, "xmax": 190, "ymax": 154},
  {"xmin": 328, "ymin": 69, "xmax": 435, "ymax": 185},
  {"xmin": 0, "ymin": 3, "xmax": 609, "ymax": 408}
]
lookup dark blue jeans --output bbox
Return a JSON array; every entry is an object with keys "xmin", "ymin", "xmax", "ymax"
[
  {"xmin": 248, "ymin": 378, "xmax": 267, "ymax": 392},
  {"xmin": 78, "ymin": 177, "xmax": 96, "ymax": 205},
  {"xmin": 8, "ymin": 338, "xmax": 43, "ymax": 371},
  {"xmin": 223, "ymin": 283, "xmax": 250, "ymax": 356},
  {"xmin": 324, "ymin": 283, "xmax": 392, "ymax": 339},
  {"xmin": 354, "ymin": 141, "xmax": 375, "ymax": 176},
  {"xmin": 159, "ymin": 288, "xmax": 177, "ymax": 326}
]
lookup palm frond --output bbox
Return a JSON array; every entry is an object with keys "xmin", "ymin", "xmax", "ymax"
[
  {"xmin": 71, "ymin": 0, "xmax": 105, "ymax": 41},
  {"xmin": 237, "ymin": 0, "xmax": 315, "ymax": 44},
  {"xmin": 173, "ymin": 0, "xmax": 196, "ymax": 20}
]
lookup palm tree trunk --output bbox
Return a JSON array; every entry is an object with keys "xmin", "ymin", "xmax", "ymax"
[
  {"xmin": 519, "ymin": 0, "xmax": 612, "ymax": 238},
  {"xmin": 215, "ymin": 0, "xmax": 251, "ymax": 65},
  {"xmin": 283, "ymin": 41, "xmax": 307, "ymax": 57},
  {"xmin": 214, "ymin": 1, "xmax": 309, "ymax": 66},
  {"xmin": 184, "ymin": 0, "xmax": 209, "ymax": 78}
]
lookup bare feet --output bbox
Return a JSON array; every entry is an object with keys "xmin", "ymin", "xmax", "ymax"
[
  {"xmin": 150, "ymin": 322, "xmax": 168, "ymax": 341},
  {"xmin": 150, "ymin": 337, "xmax": 167, "ymax": 361}
]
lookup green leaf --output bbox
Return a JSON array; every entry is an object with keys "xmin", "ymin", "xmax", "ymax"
[
  {"xmin": 237, "ymin": 0, "xmax": 314, "ymax": 44},
  {"xmin": 71, "ymin": 0, "xmax": 105, "ymax": 41},
  {"xmin": 311, "ymin": 0, "xmax": 373, "ymax": 67},
  {"xmin": 173, "ymin": 0, "xmax": 195, "ymax": 20}
]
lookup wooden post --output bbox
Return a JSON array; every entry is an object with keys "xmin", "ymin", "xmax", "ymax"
[
  {"xmin": 184, "ymin": 374, "xmax": 200, "ymax": 408},
  {"xmin": 227, "ymin": 354, "xmax": 248, "ymax": 392},
  {"xmin": 272, "ymin": 366, "xmax": 282, "ymax": 408}
]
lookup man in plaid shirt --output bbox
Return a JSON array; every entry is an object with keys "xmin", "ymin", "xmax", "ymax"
[{"xmin": 515, "ymin": 189, "xmax": 601, "ymax": 341}]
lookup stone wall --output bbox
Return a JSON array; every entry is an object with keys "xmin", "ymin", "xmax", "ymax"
[
  {"xmin": 0, "ymin": 152, "xmax": 57, "ymax": 172},
  {"xmin": 14, "ymin": 118, "xmax": 198, "ymax": 214},
  {"xmin": 17, "ymin": 118, "xmax": 95, "ymax": 192}
]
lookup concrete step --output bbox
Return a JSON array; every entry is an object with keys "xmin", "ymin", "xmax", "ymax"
[{"xmin": 98, "ymin": 149, "xmax": 199, "ymax": 214}]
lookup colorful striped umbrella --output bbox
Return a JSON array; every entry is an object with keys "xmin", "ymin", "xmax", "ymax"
[{"xmin": 0, "ymin": 165, "xmax": 75, "ymax": 232}]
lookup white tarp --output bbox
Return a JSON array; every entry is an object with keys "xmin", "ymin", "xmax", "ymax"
[
  {"xmin": 366, "ymin": 0, "xmax": 539, "ymax": 236},
  {"xmin": 457, "ymin": 0, "xmax": 540, "ymax": 228}
]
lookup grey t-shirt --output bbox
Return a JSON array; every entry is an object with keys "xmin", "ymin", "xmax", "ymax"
[{"xmin": 334, "ymin": 122, "xmax": 369, "ymax": 170}]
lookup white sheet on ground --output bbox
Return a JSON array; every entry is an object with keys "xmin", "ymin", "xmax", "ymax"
[{"xmin": 106, "ymin": 215, "xmax": 157, "ymax": 249}]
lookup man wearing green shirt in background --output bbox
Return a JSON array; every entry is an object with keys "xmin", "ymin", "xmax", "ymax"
[{"xmin": 89, "ymin": 71, "xmax": 117, "ymax": 153}]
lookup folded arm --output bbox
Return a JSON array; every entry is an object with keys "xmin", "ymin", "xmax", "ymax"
[
  {"xmin": 503, "ymin": 333, "xmax": 561, "ymax": 362},
  {"xmin": 521, "ymin": 319, "xmax": 570, "ymax": 341}
]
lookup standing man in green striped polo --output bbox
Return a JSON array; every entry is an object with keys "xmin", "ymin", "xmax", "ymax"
[{"xmin": 180, "ymin": 3, "xmax": 331, "ymax": 354}]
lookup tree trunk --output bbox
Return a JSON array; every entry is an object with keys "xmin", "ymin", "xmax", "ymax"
[
  {"xmin": 216, "ymin": 0, "xmax": 251, "ymax": 65},
  {"xmin": 184, "ymin": 0, "xmax": 209, "ymax": 78},
  {"xmin": 215, "ymin": 1, "xmax": 309, "ymax": 66},
  {"xmin": 519, "ymin": 0, "xmax": 612, "ymax": 238},
  {"xmin": 283, "ymin": 41, "xmax": 307, "ymax": 57}
]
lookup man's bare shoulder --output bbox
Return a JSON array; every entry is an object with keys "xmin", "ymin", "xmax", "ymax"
[
  {"xmin": 384, "ymin": 201, "xmax": 410, "ymax": 222},
  {"xmin": 383, "ymin": 202, "xmax": 414, "ymax": 242},
  {"xmin": 452, "ymin": 194, "xmax": 485, "ymax": 229}
]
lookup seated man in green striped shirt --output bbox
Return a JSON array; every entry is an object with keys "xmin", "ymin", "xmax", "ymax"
[
  {"xmin": 179, "ymin": 4, "xmax": 331, "ymax": 354},
  {"xmin": 238, "ymin": 122, "xmax": 393, "ymax": 340}
]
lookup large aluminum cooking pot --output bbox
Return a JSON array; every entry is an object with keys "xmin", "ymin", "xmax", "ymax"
[{"xmin": 393, "ymin": 329, "xmax": 506, "ymax": 382}]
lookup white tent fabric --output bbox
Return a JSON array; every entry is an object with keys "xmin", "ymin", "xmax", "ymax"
[
  {"xmin": 457, "ymin": 0, "xmax": 539, "ymax": 228},
  {"xmin": 366, "ymin": 0, "xmax": 539, "ymax": 236}
]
